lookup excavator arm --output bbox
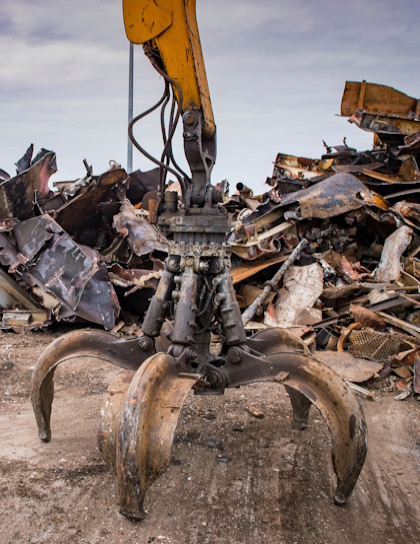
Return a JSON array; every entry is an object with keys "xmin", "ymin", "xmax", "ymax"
[
  {"xmin": 30, "ymin": 1, "xmax": 368, "ymax": 523},
  {"xmin": 122, "ymin": 0, "xmax": 216, "ymax": 206}
]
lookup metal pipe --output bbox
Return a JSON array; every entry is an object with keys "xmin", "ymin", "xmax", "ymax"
[
  {"xmin": 127, "ymin": 43, "xmax": 134, "ymax": 173},
  {"xmin": 241, "ymin": 238, "xmax": 308, "ymax": 325}
]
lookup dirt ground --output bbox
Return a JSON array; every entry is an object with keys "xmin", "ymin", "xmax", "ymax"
[{"xmin": 0, "ymin": 325, "xmax": 419, "ymax": 544}]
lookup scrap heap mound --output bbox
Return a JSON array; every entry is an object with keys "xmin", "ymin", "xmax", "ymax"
[{"xmin": 0, "ymin": 80, "xmax": 419, "ymax": 399}]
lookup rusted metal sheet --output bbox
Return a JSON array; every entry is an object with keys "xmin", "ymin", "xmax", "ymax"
[
  {"xmin": 241, "ymin": 239, "xmax": 308, "ymax": 325},
  {"xmin": 0, "ymin": 232, "xmax": 19, "ymax": 266},
  {"xmin": 0, "ymin": 268, "xmax": 50, "ymax": 331},
  {"xmin": 375, "ymin": 226, "xmax": 413, "ymax": 283},
  {"xmin": 273, "ymin": 263, "xmax": 324, "ymax": 326},
  {"xmin": 112, "ymin": 199, "xmax": 168, "ymax": 256},
  {"xmin": 349, "ymin": 110, "xmax": 420, "ymax": 139},
  {"xmin": 341, "ymin": 81, "xmax": 420, "ymax": 121},
  {"xmin": 13, "ymin": 214, "xmax": 120, "ymax": 329},
  {"xmin": 230, "ymin": 253, "xmax": 288, "ymax": 284},
  {"xmin": 0, "ymin": 147, "xmax": 56, "ymax": 220},
  {"xmin": 54, "ymin": 167, "xmax": 128, "ymax": 246},
  {"xmin": 342, "ymin": 81, "xmax": 420, "ymax": 139},
  {"xmin": 126, "ymin": 167, "xmax": 159, "ymax": 204},
  {"xmin": 229, "ymin": 221, "xmax": 292, "ymax": 260},
  {"xmin": 280, "ymin": 173, "xmax": 381, "ymax": 219},
  {"xmin": 108, "ymin": 264, "xmax": 161, "ymax": 290},
  {"xmin": 314, "ymin": 351, "xmax": 383, "ymax": 383},
  {"xmin": 393, "ymin": 200, "xmax": 420, "ymax": 226},
  {"xmin": 273, "ymin": 152, "xmax": 331, "ymax": 183}
]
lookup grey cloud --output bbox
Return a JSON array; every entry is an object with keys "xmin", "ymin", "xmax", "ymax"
[{"xmin": 1, "ymin": 0, "xmax": 420, "ymax": 194}]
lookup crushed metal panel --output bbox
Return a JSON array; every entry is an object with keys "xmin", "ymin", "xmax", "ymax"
[
  {"xmin": 0, "ymin": 168, "xmax": 10, "ymax": 181},
  {"xmin": 0, "ymin": 150, "xmax": 56, "ymax": 220},
  {"xmin": 2, "ymin": 310, "xmax": 49, "ymax": 331},
  {"xmin": 108, "ymin": 264, "xmax": 161, "ymax": 290},
  {"xmin": 273, "ymin": 152, "xmax": 331, "ymax": 181},
  {"xmin": 240, "ymin": 197, "xmax": 284, "ymax": 230},
  {"xmin": 13, "ymin": 214, "xmax": 119, "ymax": 329},
  {"xmin": 394, "ymin": 201, "xmax": 420, "ymax": 226},
  {"xmin": 396, "ymin": 130, "xmax": 420, "ymax": 155},
  {"xmin": 341, "ymin": 81, "xmax": 420, "ymax": 120},
  {"xmin": 341, "ymin": 81, "xmax": 420, "ymax": 138},
  {"xmin": 349, "ymin": 111, "xmax": 420, "ymax": 139},
  {"xmin": 113, "ymin": 199, "xmax": 168, "ymax": 256},
  {"xmin": 398, "ymin": 155, "xmax": 420, "ymax": 181},
  {"xmin": 0, "ymin": 268, "xmax": 41, "ymax": 311},
  {"xmin": 126, "ymin": 168, "xmax": 159, "ymax": 204},
  {"xmin": 0, "ymin": 232, "xmax": 19, "ymax": 266},
  {"xmin": 314, "ymin": 351, "xmax": 383, "ymax": 383},
  {"xmin": 375, "ymin": 225, "xmax": 413, "ymax": 283},
  {"xmin": 280, "ymin": 173, "xmax": 377, "ymax": 219},
  {"xmin": 0, "ymin": 268, "xmax": 50, "ymax": 330},
  {"xmin": 273, "ymin": 263, "xmax": 324, "ymax": 326},
  {"xmin": 54, "ymin": 167, "xmax": 128, "ymax": 238},
  {"xmin": 230, "ymin": 253, "xmax": 288, "ymax": 284},
  {"xmin": 74, "ymin": 268, "xmax": 121, "ymax": 329},
  {"xmin": 13, "ymin": 214, "xmax": 63, "ymax": 263},
  {"xmin": 229, "ymin": 221, "xmax": 292, "ymax": 260},
  {"xmin": 15, "ymin": 144, "xmax": 34, "ymax": 173}
]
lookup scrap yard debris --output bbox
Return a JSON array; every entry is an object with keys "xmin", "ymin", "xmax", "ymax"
[{"xmin": 1, "ymin": 80, "xmax": 420, "ymax": 400}]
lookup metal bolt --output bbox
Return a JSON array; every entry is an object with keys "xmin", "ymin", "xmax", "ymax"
[
  {"xmin": 184, "ymin": 112, "xmax": 196, "ymax": 126},
  {"xmin": 167, "ymin": 257, "xmax": 180, "ymax": 272},
  {"xmin": 187, "ymin": 349, "xmax": 198, "ymax": 363},
  {"xmin": 227, "ymin": 347, "xmax": 242, "ymax": 365},
  {"xmin": 138, "ymin": 335, "xmax": 153, "ymax": 351},
  {"xmin": 199, "ymin": 260, "xmax": 209, "ymax": 273}
]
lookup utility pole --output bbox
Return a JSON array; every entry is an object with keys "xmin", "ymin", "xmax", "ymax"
[{"xmin": 127, "ymin": 42, "xmax": 134, "ymax": 174}]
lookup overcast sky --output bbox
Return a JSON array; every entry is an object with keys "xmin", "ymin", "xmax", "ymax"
[{"xmin": 1, "ymin": 0, "xmax": 420, "ymax": 194}]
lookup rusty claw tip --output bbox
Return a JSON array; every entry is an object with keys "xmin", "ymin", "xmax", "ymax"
[
  {"xmin": 119, "ymin": 506, "xmax": 147, "ymax": 521},
  {"xmin": 334, "ymin": 493, "xmax": 348, "ymax": 506},
  {"xmin": 39, "ymin": 429, "xmax": 51, "ymax": 443}
]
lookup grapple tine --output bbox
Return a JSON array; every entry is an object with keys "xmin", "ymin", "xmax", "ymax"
[
  {"xmin": 98, "ymin": 370, "xmax": 135, "ymax": 467},
  {"xmin": 284, "ymin": 385, "xmax": 312, "ymax": 430},
  {"xmin": 242, "ymin": 328, "xmax": 367, "ymax": 505},
  {"xmin": 31, "ymin": 329, "xmax": 155, "ymax": 442},
  {"xmin": 277, "ymin": 356, "xmax": 367, "ymax": 505},
  {"xmin": 114, "ymin": 353, "xmax": 200, "ymax": 520}
]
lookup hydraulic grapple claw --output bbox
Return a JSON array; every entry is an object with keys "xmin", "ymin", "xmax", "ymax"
[
  {"xmin": 31, "ymin": 214, "xmax": 368, "ymax": 519},
  {"xmin": 98, "ymin": 353, "xmax": 200, "ymax": 520},
  {"xmin": 242, "ymin": 328, "xmax": 368, "ymax": 505},
  {"xmin": 31, "ymin": 329, "xmax": 156, "ymax": 442}
]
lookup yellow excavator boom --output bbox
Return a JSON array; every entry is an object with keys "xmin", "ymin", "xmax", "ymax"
[{"xmin": 122, "ymin": 0, "xmax": 215, "ymax": 139}]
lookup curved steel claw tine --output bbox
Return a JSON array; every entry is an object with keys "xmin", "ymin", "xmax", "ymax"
[
  {"xmin": 115, "ymin": 353, "xmax": 200, "ymax": 520},
  {"xmin": 31, "ymin": 329, "xmax": 156, "ymax": 442},
  {"xmin": 243, "ymin": 328, "xmax": 367, "ymax": 505},
  {"xmin": 279, "ymin": 356, "xmax": 367, "ymax": 505},
  {"xmin": 284, "ymin": 385, "xmax": 312, "ymax": 430}
]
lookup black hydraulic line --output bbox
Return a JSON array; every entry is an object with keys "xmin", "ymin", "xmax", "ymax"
[{"xmin": 128, "ymin": 82, "xmax": 187, "ymax": 202}]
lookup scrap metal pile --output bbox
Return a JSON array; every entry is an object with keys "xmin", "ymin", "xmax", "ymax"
[
  {"xmin": 1, "ymin": 80, "xmax": 419, "ymax": 399},
  {"xmin": 0, "ymin": 151, "xmax": 167, "ymax": 331},
  {"xmin": 227, "ymin": 81, "xmax": 420, "ymax": 400}
]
